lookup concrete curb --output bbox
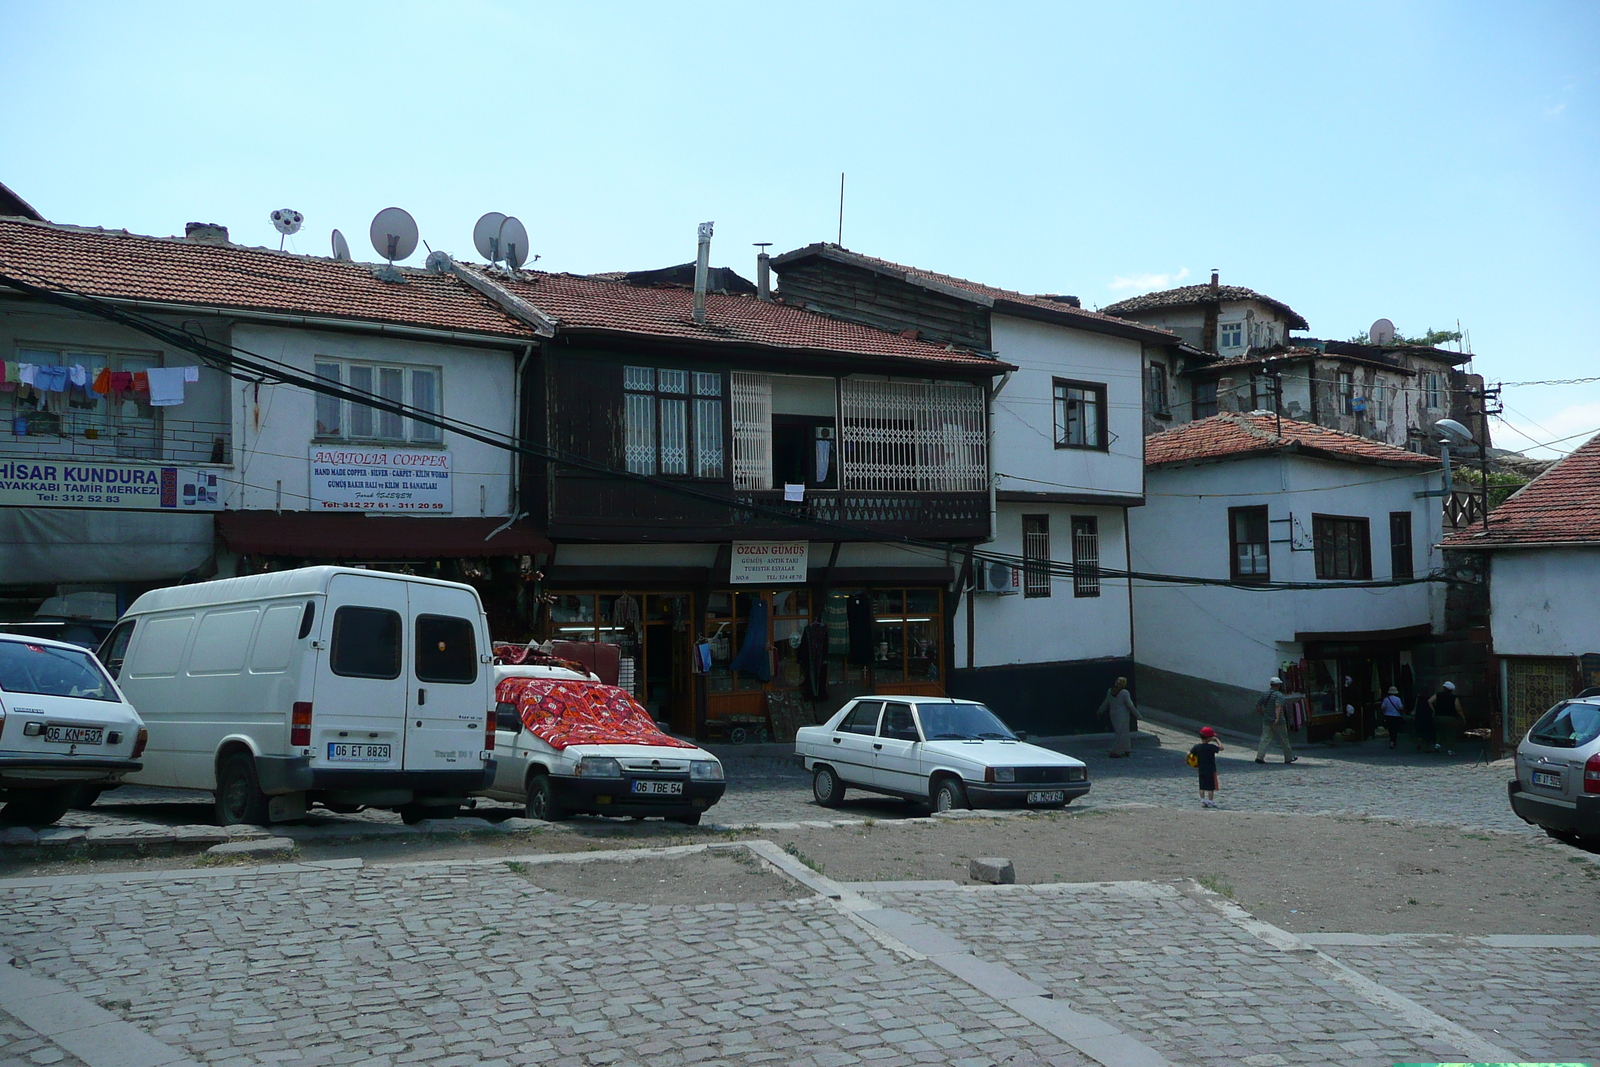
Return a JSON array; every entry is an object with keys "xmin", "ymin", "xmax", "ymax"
[{"xmin": 0, "ymin": 961, "xmax": 203, "ymax": 1067}]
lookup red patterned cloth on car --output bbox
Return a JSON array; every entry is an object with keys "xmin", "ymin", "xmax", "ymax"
[{"xmin": 496, "ymin": 675, "xmax": 695, "ymax": 751}]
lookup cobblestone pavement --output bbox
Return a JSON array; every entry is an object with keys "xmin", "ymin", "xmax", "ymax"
[
  {"xmin": 0, "ymin": 1007, "xmax": 91, "ymax": 1067},
  {"xmin": 4, "ymin": 846, "xmax": 1591, "ymax": 1067}
]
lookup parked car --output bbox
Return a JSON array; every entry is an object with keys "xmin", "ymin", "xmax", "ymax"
[
  {"xmin": 1508, "ymin": 690, "xmax": 1600, "ymax": 846},
  {"xmin": 794, "ymin": 696, "xmax": 1089, "ymax": 812},
  {"xmin": 98, "ymin": 566, "xmax": 496, "ymax": 826},
  {"xmin": 481, "ymin": 662, "xmax": 725, "ymax": 824},
  {"xmin": 0, "ymin": 633, "xmax": 147, "ymax": 826}
]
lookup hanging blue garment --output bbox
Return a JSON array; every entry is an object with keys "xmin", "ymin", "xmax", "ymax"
[{"xmin": 731, "ymin": 599, "xmax": 772, "ymax": 681}]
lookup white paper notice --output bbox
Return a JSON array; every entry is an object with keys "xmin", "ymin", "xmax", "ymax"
[{"xmin": 783, "ymin": 483, "xmax": 805, "ymax": 502}]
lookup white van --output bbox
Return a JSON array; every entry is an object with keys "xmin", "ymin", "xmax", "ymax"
[{"xmin": 98, "ymin": 566, "xmax": 496, "ymax": 825}]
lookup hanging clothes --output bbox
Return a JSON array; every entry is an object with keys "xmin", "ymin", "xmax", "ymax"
[
  {"xmin": 146, "ymin": 367, "xmax": 188, "ymax": 407},
  {"xmin": 610, "ymin": 593, "xmax": 643, "ymax": 644},
  {"xmin": 824, "ymin": 594, "xmax": 849, "ymax": 654},
  {"xmin": 846, "ymin": 593, "xmax": 874, "ymax": 666},
  {"xmin": 798, "ymin": 620, "xmax": 829, "ymax": 700},
  {"xmin": 730, "ymin": 599, "xmax": 772, "ymax": 681}
]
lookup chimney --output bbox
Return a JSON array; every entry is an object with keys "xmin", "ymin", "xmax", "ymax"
[
  {"xmin": 1216, "ymin": 376, "xmax": 1239, "ymax": 414},
  {"xmin": 1210, "ymin": 269, "xmax": 1219, "ymax": 292},
  {"xmin": 755, "ymin": 242, "xmax": 773, "ymax": 301},
  {"xmin": 185, "ymin": 222, "xmax": 230, "ymax": 245},
  {"xmin": 692, "ymin": 221, "xmax": 714, "ymax": 325}
]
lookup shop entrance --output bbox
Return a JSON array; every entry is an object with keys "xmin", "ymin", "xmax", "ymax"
[{"xmin": 545, "ymin": 592, "xmax": 695, "ymax": 732}]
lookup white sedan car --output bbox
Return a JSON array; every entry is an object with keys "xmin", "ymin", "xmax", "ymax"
[{"xmin": 795, "ymin": 696, "xmax": 1089, "ymax": 812}]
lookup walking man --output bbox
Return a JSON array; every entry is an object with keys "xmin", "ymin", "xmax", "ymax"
[
  {"xmin": 1254, "ymin": 676, "xmax": 1298, "ymax": 764},
  {"xmin": 1099, "ymin": 676, "xmax": 1137, "ymax": 758},
  {"xmin": 1420, "ymin": 680, "xmax": 1457, "ymax": 753}
]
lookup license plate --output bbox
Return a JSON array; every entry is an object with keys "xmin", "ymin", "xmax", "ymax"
[
  {"xmin": 1532, "ymin": 771, "xmax": 1561, "ymax": 788},
  {"xmin": 327, "ymin": 743, "xmax": 391, "ymax": 763},
  {"xmin": 45, "ymin": 725, "xmax": 103, "ymax": 745},
  {"xmin": 1026, "ymin": 790, "xmax": 1065, "ymax": 804},
  {"xmin": 631, "ymin": 780, "xmax": 683, "ymax": 795}
]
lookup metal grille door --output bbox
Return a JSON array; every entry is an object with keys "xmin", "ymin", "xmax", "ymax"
[
  {"xmin": 731, "ymin": 371, "xmax": 772, "ymax": 490},
  {"xmin": 1503, "ymin": 657, "xmax": 1576, "ymax": 742},
  {"xmin": 839, "ymin": 380, "xmax": 985, "ymax": 491}
]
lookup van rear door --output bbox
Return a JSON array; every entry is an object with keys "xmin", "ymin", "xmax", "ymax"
[
  {"xmin": 312, "ymin": 574, "xmax": 408, "ymax": 772},
  {"xmin": 404, "ymin": 581, "xmax": 489, "ymax": 773}
]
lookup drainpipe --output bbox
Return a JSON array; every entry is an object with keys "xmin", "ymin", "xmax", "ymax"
[
  {"xmin": 508, "ymin": 341, "xmax": 535, "ymax": 518},
  {"xmin": 692, "ymin": 222, "xmax": 714, "ymax": 325}
]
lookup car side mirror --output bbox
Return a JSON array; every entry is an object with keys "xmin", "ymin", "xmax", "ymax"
[
  {"xmin": 1014, "ymin": 731, "xmax": 1027, "ymax": 742},
  {"xmin": 495, "ymin": 704, "xmax": 523, "ymax": 734}
]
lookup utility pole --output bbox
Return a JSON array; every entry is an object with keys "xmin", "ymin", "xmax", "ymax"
[{"xmin": 1467, "ymin": 384, "xmax": 1502, "ymax": 530}]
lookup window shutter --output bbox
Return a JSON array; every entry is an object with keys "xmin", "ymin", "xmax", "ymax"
[{"xmin": 731, "ymin": 371, "xmax": 772, "ymax": 490}]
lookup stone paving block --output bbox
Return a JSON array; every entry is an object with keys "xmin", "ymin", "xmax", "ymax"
[
  {"xmin": 0, "ymin": 827, "xmax": 39, "ymax": 846},
  {"xmin": 968, "ymin": 857, "xmax": 1015, "ymax": 884},
  {"xmin": 34, "ymin": 827, "xmax": 86, "ymax": 847},
  {"xmin": 203, "ymin": 837, "xmax": 296, "ymax": 858}
]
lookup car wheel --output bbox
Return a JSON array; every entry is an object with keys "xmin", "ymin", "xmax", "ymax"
[
  {"xmin": 68, "ymin": 785, "xmax": 104, "ymax": 810},
  {"xmin": 525, "ymin": 773, "xmax": 567, "ymax": 822},
  {"xmin": 214, "ymin": 753, "xmax": 270, "ymax": 826},
  {"xmin": 0, "ymin": 785, "xmax": 75, "ymax": 827},
  {"xmin": 932, "ymin": 777, "xmax": 969, "ymax": 812},
  {"xmin": 670, "ymin": 813, "xmax": 702, "ymax": 825},
  {"xmin": 813, "ymin": 765, "xmax": 845, "ymax": 807}
]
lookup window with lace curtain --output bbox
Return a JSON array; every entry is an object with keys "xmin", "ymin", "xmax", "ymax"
[{"xmin": 623, "ymin": 366, "xmax": 724, "ymax": 478}]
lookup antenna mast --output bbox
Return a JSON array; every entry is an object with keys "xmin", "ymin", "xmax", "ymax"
[{"xmin": 837, "ymin": 172, "xmax": 845, "ymax": 246}]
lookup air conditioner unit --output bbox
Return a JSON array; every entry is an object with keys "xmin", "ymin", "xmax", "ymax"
[{"xmin": 972, "ymin": 560, "xmax": 1019, "ymax": 595}]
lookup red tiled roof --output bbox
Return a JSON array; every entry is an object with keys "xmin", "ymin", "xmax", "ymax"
[
  {"xmin": 0, "ymin": 218, "xmax": 533, "ymax": 339},
  {"xmin": 495, "ymin": 269, "xmax": 1008, "ymax": 371},
  {"xmin": 1146, "ymin": 413, "xmax": 1442, "ymax": 469},
  {"xmin": 1103, "ymin": 283, "xmax": 1309, "ymax": 331},
  {"xmin": 771, "ymin": 244, "xmax": 1176, "ymax": 343},
  {"xmin": 1441, "ymin": 431, "xmax": 1600, "ymax": 548}
]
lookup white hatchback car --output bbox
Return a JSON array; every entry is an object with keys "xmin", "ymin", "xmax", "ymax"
[
  {"xmin": 795, "ymin": 696, "xmax": 1089, "ymax": 812},
  {"xmin": 0, "ymin": 633, "xmax": 147, "ymax": 826}
]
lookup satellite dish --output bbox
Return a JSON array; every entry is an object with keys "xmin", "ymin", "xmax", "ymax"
[
  {"xmin": 369, "ymin": 207, "xmax": 418, "ymax": 282},
  {"xmin": 270, "ymin": 208, "xmax": 303, "ymax": 235},
  {"xmin": 1369, "ymin": 318, "xmax": 1396, "ymax": 345},
  {"xmin": 425, "ymin": 250, "xmax": 453, "ymax": 274},
  {"xmin": 330, "ymin": 228, "xmax": 352, "ymax": 262},
  {"xmin": 498, "ymin": 216, "xmax": 530, "ymax": 270},
  {"xmin": 472, "ymin": 212, "xmax": 507, "ymax": 262}
]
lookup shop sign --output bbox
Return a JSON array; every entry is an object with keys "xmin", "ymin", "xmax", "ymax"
[
  {"xmin": 729, "ymin": 541, "xmax": 809, "ymax": 584},
  {"xmin": 309, "ymin": 447, "xmax": 452, "ymax": 512},
  {"xmin": 0, "ymin": 458, "xmax": 221, "ymax": 511}
]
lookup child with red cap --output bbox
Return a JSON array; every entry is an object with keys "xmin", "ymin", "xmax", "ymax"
[{"xmin": 1190, "ymin": 727, "xmax": 1223, "ymax": 808}]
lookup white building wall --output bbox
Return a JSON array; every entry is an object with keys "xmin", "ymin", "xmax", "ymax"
[
  {"xmin": 1130, "ymin": 454, "xmax": 1444, "ymax": 693},
  {"xmin": 1489, "ymin": 549, "xmax": 1600, "ymax": 658},
  {"xmin": 989, "ymin": 314, "xmax": 1144, "ymax": 501},
  {"xmin": 227, "ymin": 324, "xmax": 518, "ymax": 516}
]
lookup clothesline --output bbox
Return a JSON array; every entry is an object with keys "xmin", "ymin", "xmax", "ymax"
[{"xmin": 1, "ymin": 361, "xmax": 201, "ymax": 410}]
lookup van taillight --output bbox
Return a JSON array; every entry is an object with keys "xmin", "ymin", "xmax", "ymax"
[
  {"xmin": 484, "ymin": 708, "xmax": 495, "ymax": 752},
  {"xmin": 1585, "ymin": 753, "xmax": 1600, "ymax": 795},
  {"xmin": 132, "ymin": 727, "xmax": 148, "ymax": 758},
  {"xmin": 291, "ymin": 702, "xmax": 313, "ymax": 747}
]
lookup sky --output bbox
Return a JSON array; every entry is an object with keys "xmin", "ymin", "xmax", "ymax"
[{"xmin": 2, "ymin": 1, "xmax": 1596, "ymax": 457}]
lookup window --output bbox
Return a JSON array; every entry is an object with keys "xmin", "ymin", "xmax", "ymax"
[
  {"xmin": 1313, "ymin": 515, "xmax": 1371, "ymax": 580},
  {"xmin": 414, "ymin": 615, "xmax": 477, "ymax": 684},
  {"xmin": 838, "ymin": 700, "xmax": 883, "ymax": 735},
  {"xmin": 315, "ymin": 359, "xmax": 440, "ymax": 444},
  {"xmin": 1071, "ymin": 516, "xmax": 1100, "ymax": 597},
  {"xmin": 1338, "ymin": 370, "xmax": 1355, "ymax": 416},
  {"xmin": 9, "ymin": 345, "xmax": 162, "ymax": 457},
  {"xmin": 0, "ymin": 639, "xmax": 117, "ymax": 702},
  {"xmin": 1219, "ymin": 322, "xmax": 1244, "ymax": 350},
  {"xmin": 1423, "ymin": 372, "xmax": 1444, "ymax": 410},
  {"xmin": 1370, "ymin": 383, "xmax": 1389, "ymax": 423},
  {"xmin": 1250, "ymin": 375, "xmax": 1278, "ymax": 413},
  {"xmin": 839, "ymin": 379, "xmax": 985, "ymax": 491},
  {"xmin": 1192, "ymin": 380, "xmax": 1218, "ymax": 420},
  {"xmin": 1389, "ymin": 512, "xmax": 1413, "ymax": 580},
  {"xmin": 97, "ymin": 620, "xmax": 135, "ymax": 679},
  {"xmin": 1147, "ymin": 363, "xmax": 1170, "ymax": 416},
  {"xmin": 880, "ymin": 702, "xmax": 920, "ymax": 741},
  {"xmin": 1229, "ymin": 506, "xmax": 1270, "ymax": 582},
  {"xmin": 329, "ymin": 606, "xmax": 403, "ymax": 679},
  {"xmin": 624, "ymin": 366, "xmax": 724, "ymax": 478},
  {"xmin": 1022, "ymin": 515, "xmax": 1051, "ymax": 598},
  {"xmin": 1053, "ymin": 379, "xmax": 1107, "ymax": 450}
]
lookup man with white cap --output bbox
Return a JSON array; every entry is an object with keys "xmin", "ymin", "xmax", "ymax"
[
  {"xmin": 1254, "ymin": 676, "xmax": 1297, "ymax": 764},
  {"xmin": 1420, "ymin": 681, "xmax": 1457, "ymax": 752}
]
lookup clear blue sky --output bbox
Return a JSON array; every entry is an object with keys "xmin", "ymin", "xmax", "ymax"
[{"xmin": 3, "ymin": 1, "xmax": 1596, "ymax": 455}]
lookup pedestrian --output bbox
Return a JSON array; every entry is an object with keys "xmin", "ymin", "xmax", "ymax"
[
  {"xmin": 1420, "ymin": 681, "xmax": 1456, "ymax": 753},
  {"xmin": 1099, "ymin": 676, "xmax": 1137, "ymax": 758},
  {"xmin": 1253, "ymin": 676, "xmax": 1298, "ymax": 764},
  {"xmin": 1190, "ymin": 726, "xmax": 1223, "ymax": 807},
  {"xmin": 1380, "ymin": 685, "xmax": 1405, "ymax": 750}
]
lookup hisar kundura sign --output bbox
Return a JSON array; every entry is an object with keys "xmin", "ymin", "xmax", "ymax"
[
  {"xmin": 730, "ymin": 541, "xmax": 809, "ymax": 584},
  {"xmin": 0, "ymin": 459, "xmax": 220, "ymax": 510},
  {"xmin": 309, "ymin": 447, "xmax": 452, "ymax": 512}
]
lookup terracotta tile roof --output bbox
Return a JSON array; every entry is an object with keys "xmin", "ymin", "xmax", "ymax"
[
  {"xmin": 1103, "ymin": 283, "xmax": 1309, "ymax": 331},
  {"xmin": 494, "ymin": 269, "xmax": 1008, "ymax": 371},
  {"xmin": 1146, "ymin": 413, "xmax": 1442, "ymax": 469},
  {"xmin": 770, "ymin": 243, "xmax": 1176, "ymax": 344},
  {"xmin": 0, "ymin": 217, "xmax": 533, "ymax": 339},
  {"xmin": 1441, "ymin": 431, "xmax": 1600, "ymax": 548}
]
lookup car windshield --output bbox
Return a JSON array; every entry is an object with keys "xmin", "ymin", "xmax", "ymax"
[
  {"xmin": 0, "ymin": 640, "xmax": 118, "ymax": 702},
  {"xmin": 916, "ymin": 702, "xmax": 1017, "ymax": 740},
  {"xmin": 1528, "ymin": 701, "xmax": 1600, "ymax": 749}
]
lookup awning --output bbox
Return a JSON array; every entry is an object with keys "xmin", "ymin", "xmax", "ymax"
[
  {"xmin": 216, "ymin": 512, "xmax": 552, "ymax": 559},
  {"xmin": 0, "ymin": 508, "xmax": 214, "ymax": 584}
]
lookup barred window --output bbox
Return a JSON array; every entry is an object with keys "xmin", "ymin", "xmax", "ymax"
[
  {"xmin": 838, "ymin": 379, "xmax": 985, "ymax": 491},
  {"xmin": 1071, "ymin": 516, "xmax": 1100, "ymax": 598},
  {"xmin": 624, "ymin": 366, "xmax": 724, "ymax": 478},
  {"xmin": 1022, "ymin": 515, "xmax": 1050, "ymax": 598}
]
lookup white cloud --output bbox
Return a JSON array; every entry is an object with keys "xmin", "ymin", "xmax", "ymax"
[{"xmin": 1108, "ymin": 267, "xmax": 1189, "ymax": 293}]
